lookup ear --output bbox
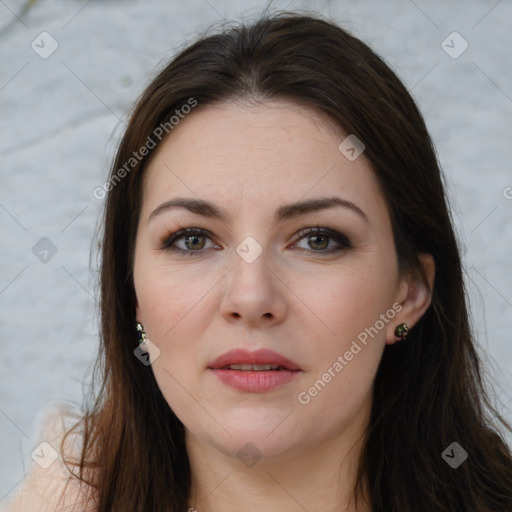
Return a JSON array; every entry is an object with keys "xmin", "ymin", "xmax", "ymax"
[
  {"xmin": 385, "ymin": 253, "xmax": 435, "ymax": 345},
  {"xmin": 135, "ymin": 299, "xmax": 142, "ymax": 325}
]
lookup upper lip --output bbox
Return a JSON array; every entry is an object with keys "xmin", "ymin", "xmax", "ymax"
[{"xmin": 208, "ymin": 348, "xmax": 302, "ymax": 371}]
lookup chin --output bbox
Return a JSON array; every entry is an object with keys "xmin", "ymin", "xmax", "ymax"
[
  {"xmin": 197, "ymin": 408, "xmax": 305, "ymax": 460},
  {"xmin": 213, "ymin": 430, "xmax": 299, "ymax": 464}
]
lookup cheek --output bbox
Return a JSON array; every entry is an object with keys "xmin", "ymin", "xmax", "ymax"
[
  {"xmin": 135, "ymin": 248, "xmax": 205, "ymax": 332},
  {"xmin": 300, "ymin": 259, "xmax": 396, "ymax": 351},
  {"xmin": 294, "ymin": 271, "xmax": 391, "ymax": 429},
  {"xmin": 138, "ymin": 277, "xmax": 204, "ymax": 347},
  {"xmin": 136, "ymin": 272, "xmax": 208, "ymax": 415},
  {"xmin": 292, "ymin": 259, "xmax": 396, "ymax": 412},
  {"xmin": 134, "ymin": 261, "xmax": 220, "ymax": 384}
]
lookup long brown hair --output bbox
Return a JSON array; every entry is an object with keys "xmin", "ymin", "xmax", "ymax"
[{"xmin": 60, "ymin": 11, "xmax": 512, "ymax": 512}]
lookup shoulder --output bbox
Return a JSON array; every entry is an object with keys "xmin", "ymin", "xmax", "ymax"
[{"xmin": 0, "ymin": 402, "xmax": 98, "ymax": 512}]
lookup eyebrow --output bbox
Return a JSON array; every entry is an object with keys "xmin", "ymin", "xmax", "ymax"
[{"xmin": 148, "ymin": 196, "xmax": 369, "ymax": 225}]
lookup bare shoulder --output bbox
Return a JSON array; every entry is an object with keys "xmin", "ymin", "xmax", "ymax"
[{"xmin": 0, "ymin": 403, "xmax": 99, "ymax": 512}]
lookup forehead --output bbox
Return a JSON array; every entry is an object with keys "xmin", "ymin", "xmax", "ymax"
[{"xmin": 140, "ymin": 99, "xmax": 387, "ymax": 224}]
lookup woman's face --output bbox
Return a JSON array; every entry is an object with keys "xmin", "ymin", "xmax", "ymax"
[{"xmin": 133, "ymin": 99, "xmax": 414, "ymax": 461}]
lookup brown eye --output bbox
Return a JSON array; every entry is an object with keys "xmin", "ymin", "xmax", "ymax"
[
  {"xmin": 307, "ymin": 234, "xmax": 329, "ymax": 250},
  {"xmin": 183, "ymin": 234, "xmax": 206, "ymax": 250},
  {"xmin": 293, "ymin": 227, "xmax": 352, "ymax": 253},
  {"xmin": 161, "ymin": 228, "xmax": 218, "ymax": 255}
]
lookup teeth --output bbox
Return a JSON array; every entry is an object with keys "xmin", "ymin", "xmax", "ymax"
[{"xmin": 225, "ymin": 364, "xmax": 281, "ymax": 371}]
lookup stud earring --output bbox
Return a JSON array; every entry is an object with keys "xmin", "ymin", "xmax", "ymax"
[
  {"xmin": 136, "ymin": 322, "xmax": 148, "ymax": 346},
  {"xmin": 394, "ymin": 323, "xmax": 409, "ymax": 340}
]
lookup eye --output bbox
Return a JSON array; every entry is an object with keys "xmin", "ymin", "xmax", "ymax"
[
  {"xmin": 160, "ymin": 228, "xmax": 219, "ymax": 255},
  {"xmin": 292, "ymin": 226, "xmax": 352, "ymax": 253},
  {"xmin": 160, "ymin": 226, "xmax": 352, "ymax": 256}
]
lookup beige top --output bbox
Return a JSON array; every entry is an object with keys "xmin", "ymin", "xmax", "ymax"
[{"xmin": 0, "ymin": 403, "xmax": 97, "ymax": 512}]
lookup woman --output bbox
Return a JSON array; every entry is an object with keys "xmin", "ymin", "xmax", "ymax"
[{"xmin": 4, "ymin": 11, "xmax": 511, "ymax": 512}]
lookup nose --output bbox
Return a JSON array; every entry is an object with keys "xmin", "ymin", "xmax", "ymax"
[{"xmin": 219, "ymin": 244, "xmax": 287, "ymax": 328}]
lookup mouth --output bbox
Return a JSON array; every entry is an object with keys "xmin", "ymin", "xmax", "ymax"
[
  {"xmin": 207, "ymin": 349, "xmax": 302, "ymax": 393},
  {"xmin": 207, "ymin": 348, "xmax": 302, "ymax": 372}
]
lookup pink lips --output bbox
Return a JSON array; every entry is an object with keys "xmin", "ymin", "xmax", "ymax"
[
  {"xmin": 208, "ymin": 348, "xmax": 301, "ymax": 371},
  {"xmin": 207, "ymin": 348, "xmax": 302, "ymax": 393}
]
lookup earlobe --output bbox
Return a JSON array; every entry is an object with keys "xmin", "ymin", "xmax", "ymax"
[{"xmin": 386, "ymin": 253, "xmax": 435, "ymax": 345}]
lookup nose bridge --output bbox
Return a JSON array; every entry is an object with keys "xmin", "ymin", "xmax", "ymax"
[
  {"xmin": 220, "ymin": 233, "xmax": 286, "ymax": 324},
  {"xmin": 235, "ymin": 234, "xmax": 266, "ymax": 266},
  {"xmin": 230, "ymin": 234, "xmax": 272, "ymax": 296}
]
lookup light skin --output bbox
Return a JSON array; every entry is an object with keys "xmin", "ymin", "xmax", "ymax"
[{"xmin": 133, "ymin": 99, "xmax": 435, "ymax": 511}]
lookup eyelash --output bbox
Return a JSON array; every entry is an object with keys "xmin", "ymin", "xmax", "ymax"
[{"xmin": 159, "ymin": 226, "xmax": 352, "ymax": 256}]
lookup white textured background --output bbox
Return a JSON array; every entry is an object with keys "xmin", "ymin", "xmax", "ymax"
[{"xmin": 1, "ymin": 0, "xmax": 511, "ymax": 501}]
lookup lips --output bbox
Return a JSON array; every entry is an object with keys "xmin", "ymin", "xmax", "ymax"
[
  {"xmin": 207, "ymin": 348, "xmax": 301, "ymax": 371},
  {"xmin": 207, "ymin": 349, "xmax": 302, "ymax": 392}
]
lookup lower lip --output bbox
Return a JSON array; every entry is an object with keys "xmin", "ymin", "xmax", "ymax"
[{"xmin": 209, "ymin": 369, "xmax": 300, "ymax": 392}]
